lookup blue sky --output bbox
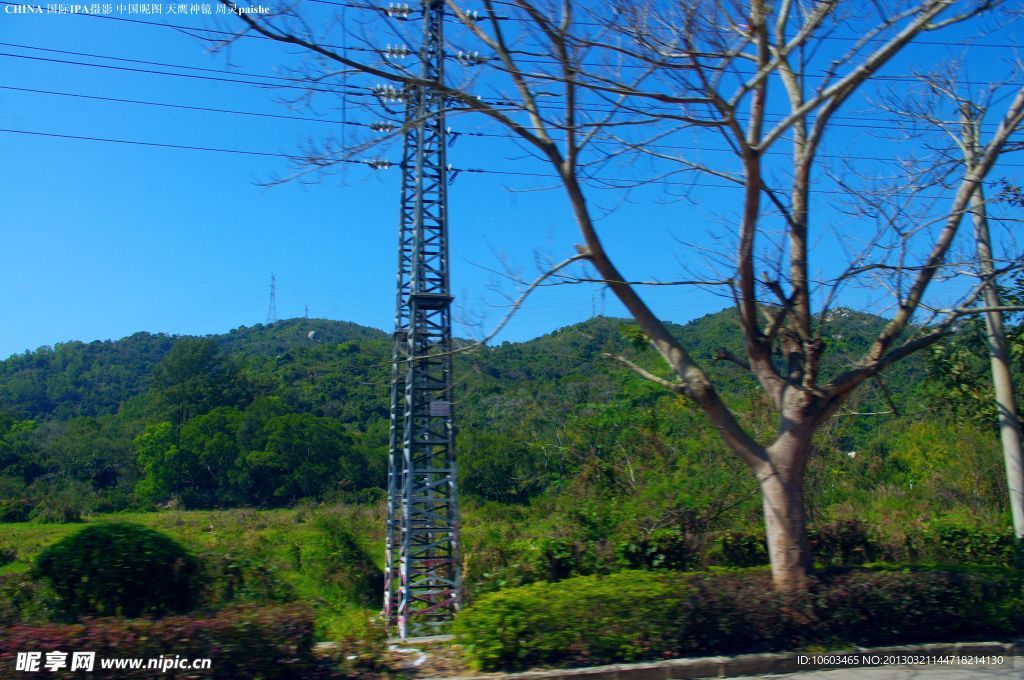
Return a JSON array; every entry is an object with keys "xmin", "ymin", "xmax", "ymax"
[{"xmin": 0, "ymin": 2, "xmax": 1020, "ymax": 360}]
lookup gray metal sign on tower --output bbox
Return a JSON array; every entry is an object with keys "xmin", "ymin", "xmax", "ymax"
[{"xmin": 384, "ymin": 0, "xmax": 461, "ymax": 638}]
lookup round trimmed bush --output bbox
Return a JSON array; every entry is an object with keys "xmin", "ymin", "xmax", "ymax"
[{"xmin": 33, "ymin": 522, "xmax": 202, "ymax": 618}]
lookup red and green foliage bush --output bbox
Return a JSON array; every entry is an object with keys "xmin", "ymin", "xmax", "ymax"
[
  {"xmin": 0, "ymin": 603, "xmax": 341, "ymax": 679},
  {"xmin": 454, "ymin": 566, "xmax": 1024, "ymax": 671},
  {"xmin": 815, "ymin": 568, "xmax": 1023, "ymax": 645}
]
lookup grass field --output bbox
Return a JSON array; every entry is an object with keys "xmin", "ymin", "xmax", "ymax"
[
  {"xmin": 0, "ymin": 500, "xmax": 535, "ymax": 641},
  {"xmin": 1, "ymin": 504, "xmax": 390, "ymax": 639}
]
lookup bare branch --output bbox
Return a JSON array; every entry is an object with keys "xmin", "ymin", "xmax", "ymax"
[{"xmin": 603, "ymin": 352, "xmax": 685, "ymax": 392}]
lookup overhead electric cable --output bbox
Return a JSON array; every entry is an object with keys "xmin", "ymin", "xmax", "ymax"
[
  {"xmin": 0, "ymin": 41, "xmax": 330, "ymax": 83},
  {"xmin": 2, "ymin": 126, "xmax": 1013, "ymax": 199},
  {"xmin": 0, "ymin": 84, "xmax": 384, "ymax": 127},
  {"xmin": 0, "ymin": 52, "xmax": 382, "ymax": 96},
  {"xmin": 7, "ymin": 83, "xmax": 1022, "ymax": 167},
  {"xmin": 0, "ymin": 1, "xmax": 1015, "ymax": 78},
  {"xmin": 4, "ymin": 39, "xmax": 1017, "ymax": 131}
]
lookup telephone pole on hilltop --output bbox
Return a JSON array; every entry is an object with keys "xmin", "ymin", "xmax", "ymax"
[{"xmin": 384, "ymin": 0, "xmax": 461, "ymax": 638}]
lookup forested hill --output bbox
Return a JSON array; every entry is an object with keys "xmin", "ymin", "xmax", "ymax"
[
  {"xmin": 0, "ymin": 308, "xmax": 917, "ymax": 424},
  {"xmin": 0, "ymin": 332, "xmax": 177, "ymax": 421},
  {"xmin": 0, "ymin": 308, "xmax": 930, "ymax": 516},
  {"xmin": 0, "ymin": 319, "xmax": 389, "ymax": 422}
]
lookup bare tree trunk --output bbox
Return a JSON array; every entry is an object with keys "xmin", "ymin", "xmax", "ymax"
[
  {"xmin": 963, "ymin": 109, "xmax": 1024, "ymax": 541},
  {"xmin": 971, "ymin": 185, "xmax": 1024, "ymax": 540},
  {"xmin": 761, "ymin": 433, "xmax": 812, "ymax": 589}
]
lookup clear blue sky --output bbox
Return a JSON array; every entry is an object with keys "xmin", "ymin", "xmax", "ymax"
[{"xmin": 0, "ymin": 2, "xmax": 1020, "ymax": 360}]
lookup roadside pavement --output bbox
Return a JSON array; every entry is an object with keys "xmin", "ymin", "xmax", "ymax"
[{"xmin": 730, "ymin": 657, "xmax": 1021, "ymax": 679}]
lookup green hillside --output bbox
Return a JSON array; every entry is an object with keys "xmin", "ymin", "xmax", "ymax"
[
  {"xmin": 0, "ymin": 332, "xmax": 176, "ymax": 420},
  {"xmin": 0, "ymin": 307, "xmax": 977, "ymax": 521},
  {"xmin": 0, "ymin": 307, "xmax": 1016, "ymax": 661}
]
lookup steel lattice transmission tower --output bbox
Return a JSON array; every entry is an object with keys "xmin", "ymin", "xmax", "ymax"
[
  {"xmin": 384, "ymin": 0, "xmax": 461, "ymax": 638},
  {"xmin": 266, "ymin": 273, "xmax": 278, "ymax": 324}
]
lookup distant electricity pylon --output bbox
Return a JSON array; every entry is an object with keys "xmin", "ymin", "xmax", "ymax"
[
  {"xmin": 267, "ymin": 273, "xmax": 278, "ymax": 324},
  {"xmin": 384, "ymin": 0, "xmax": 461, "ymax": 638}
]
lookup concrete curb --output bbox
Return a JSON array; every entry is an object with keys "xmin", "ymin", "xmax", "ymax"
[{"xmin": 432, "ymin": 640, "xmax": 1023, "ymax": 679}]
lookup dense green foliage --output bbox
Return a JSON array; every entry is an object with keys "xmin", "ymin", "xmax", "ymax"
[
  {"xmin": 0, "ymin": 309, "xmax": 1019, "ymax": 669},
  {"xmin": 0, "ymin": 333, "xmax": 175, "ymax": 421},
  {"xmin": 454, "ymin": 567, "xmax": 1024, "ymax": 671},
  {"xmin": 927, "ymin": 300, "xmax": 1024, "ymax": 429},
  {"xmin": 0, "ymin": 320, "xmax": 396, "ymax": 514},
  {"xmin": 33, "ymin": 523, "xmax": 201, "ymax": 618},
  {"xmin": 0, "ymin": 310, "xmax": 936, "ymax": 517},
  {"xmin": 455, "ymin": 570, "xmax": 693, "ymax": 670}
]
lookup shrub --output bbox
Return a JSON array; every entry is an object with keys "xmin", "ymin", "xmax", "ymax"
[
  {"xmin": 616, "ymin": 529, "xmax": 698, "ymax": 571},
  {"xmin": 199, "ymin": 551, "xmax": 295, "ymax": 607},
  {"xmin": 534, "ymin": 535, "xmax": 599, "ymax": 581},
  {"xmin": 0, "ymin": 603, "xmax": 342, "ymax": 679},
  {"xmin": 711, "ymin": 531, "xmax": 768, "ymax": 567},
  {"xmin": 816, "ymin": 567, "xmax": 1024, "ymax": 646},
  {"xmin": 453, "ymin": 570, "xmax": 689, "ymax": 670},
  {"xmin": 809, "ymin": 520, "xmax": 879, "ymax": 566},
  {"xmin": 455, "ymin": 566, "xmax": 1024, "ymax": 671},
  {"xmin": 923, "ymin": 522, "xmax": 1018, "ymax": 566},
  {"xmin": 708, "ymin": 522, "xmax": 879, "ymax": 569},
  {"xmin": 0, "ymin": 573, "xmax": 61, "ymax": 626},
  {"xmin": 311, "ymin": 515, "xmax": 383, "ymax": 608},
  {"xmin": 33, "ymin": 522, "xmax": 202, "ymax": 618},
  {"xmin": 27, "ymin": 480, "xmax": 95, "ymax": 523},
  {"xmin": 0, "ymin": 499, "xmax": 32, "ymax": 523},
  {"xmin": 679, "ymin": 570, "xmax": 808, "ymax": 655},
  {"xmin": 317, "ymin": 616, "xmax": 390, "ymax": 675}
]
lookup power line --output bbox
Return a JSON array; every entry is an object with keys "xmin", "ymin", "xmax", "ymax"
[
  {"xmin": 5, "ymin": 46, "xmax": 1015, "ymax": 135},
  {"xmin": 0, "ymin": 40, "xmax": 310, "ymax": 82},
  {"xmin": 0, "ymin": 126, "xmax": 303, "ymax": 160},
  {"xmin": 6, "ymin": 0, "xmax": 1010, "ymax": 52},
  {"xmin": 5, "ymin": 37, "xmax": 1017, "ymax": 132},
  {"xmin": 8, "ymin": 83, "xmax": 1023, "ymax": 168},
  {"xmin": 3, "ymin": 125, "xmax": 1013, "ymax": 199},
  {"xmin": 0, "ymin": 84, "xmax": 377, "ymax": 127},
  {"xmin": 480, "ymin": 0, "xmax": 1024, "ymax": 49},
  {"xmin": 0, "ymin": 51, "xmax": 378, "ymax": 97},
  {"xmin": 311, "ymin": 0, "xmax": 1024, "ymax": 52},
  {"xmin": 2, "ymin": 0, "xmax": 1016, "ymax": 79}
]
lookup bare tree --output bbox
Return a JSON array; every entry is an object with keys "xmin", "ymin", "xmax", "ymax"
[
  {"xmin": 963, "ymin": 104, "xmax": 1024, "ymax": 541},
  {"xmin": 220, "ymin": 0, "xmax": 1024, "ymax": 589},
  {"xmin": 838, "ymin": 68, "xmax": 1024, "ymax": 539},
  {"xmin": 881, "ymin": 75, "xmax": 1024, "ymax": 539}
]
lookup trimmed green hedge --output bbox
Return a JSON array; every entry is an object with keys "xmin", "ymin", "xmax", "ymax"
[
  {"xmin": 705, "ymin": 521, "xmax": 1021, "ymax": 570},
  {"xmin": 454, "ymin": 567, "xmax": 1024, "ymax": 671},
  {"xmin": 454, "ymin": 571, "xmax": 689, "ymax": 670}
]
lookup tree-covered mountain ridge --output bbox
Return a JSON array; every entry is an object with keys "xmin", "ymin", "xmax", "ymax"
[
  {"xmin": 0, "ymin": 306, "xmax": 919, "ymax": 424},
  {"xmin": 0, "ymin": 305, "xmax": 969, "ymax": 517}
]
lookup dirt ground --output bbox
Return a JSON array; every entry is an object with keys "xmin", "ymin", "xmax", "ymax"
[
  {"xmin": 381, "ymin": 639, "xmax": 475, "ymax": 678},
  {"xmin": 316, "ymin": 636, "xmax": 479, "ymax": 679}
]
